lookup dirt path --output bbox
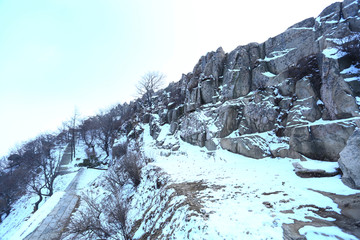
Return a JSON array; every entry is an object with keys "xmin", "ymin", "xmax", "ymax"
[{"xmin": 23, "ymin": 146, "xmax": 84, "ymax": 240}]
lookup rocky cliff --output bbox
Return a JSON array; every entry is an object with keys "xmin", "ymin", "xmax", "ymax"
[
  {"xmin": 146, "ymin": 0, "xmax": 360, "ymax": 188},
  {"xmin": 67, "ymin": 1, "xmax": 360, "ymax": 239}
]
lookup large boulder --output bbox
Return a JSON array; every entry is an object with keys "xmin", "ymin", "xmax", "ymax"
[
  {"xmin": 289, "ymin": 121, "xmax": 358, "ymax": 161},
  {"xmin": 220, "ymin": 135, "xmax": 270, "ymax": 159},
  {"xmin": 339, "ymin": 129, "xmax": 360, "ymax": 189}
]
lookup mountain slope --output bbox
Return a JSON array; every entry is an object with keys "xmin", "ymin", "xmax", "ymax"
[{"xmin": 63, "ymin": 1, "xmax": 360, "ymax": 239}]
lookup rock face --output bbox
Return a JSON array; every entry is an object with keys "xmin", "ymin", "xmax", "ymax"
[
  {"xmin": 114, "ymin": 0, "xmax": 360, "ymax": 184},
  {"xmin": 339, "ymin": 129, "xmax": 360, "ymax": 189},
  {"xmin": 169, "ymin": 0, "xmax": 360, "ymax": 166}
]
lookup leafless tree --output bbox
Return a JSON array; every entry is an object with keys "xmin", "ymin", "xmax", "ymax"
[
  {"xmin": 68, "ymin": 193, "xmax": 129, "ymax": 239},
  {"xmin": 70, "ymin": 109, "xmax": 79, "ymax": 161},
  {"xmin": 28, "ymin": 135, "xmax": 60, "ymax": 212},
  {"xmin": 97, "ymin": 111, "xmax": 117, "ymax": 158},
  {"xmin": 79, "ymin": 117, "xmax": 98, "ymax": 151},
  {"xmin": 136, "ymin": 71, "xmax": 165, "ymax": 106},
  {"xmin": 0, "ymin": 167, "xmax": 28, "ymax": 221}
]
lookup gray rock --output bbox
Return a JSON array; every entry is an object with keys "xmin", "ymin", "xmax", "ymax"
[
  {"xmin": 320, "ymin": 57, "xmax": 359, "ymax": 119},
  {"xmin": 184, "ymin": 47, "xmax": 226, "ymax": 111},
  {"xmin": 220, "ymin": 135, "xmax": 270, "ymax": 159},
  {"xmin": 205, "ymin": 139, "xmax": 217, "ymax": 151},
  {"xmin": 216, "ymin": 105, "xmax": 242, "ymax": 138},
  {"xmin": 339, "ymin": 129, "xmax": 360, "ymax": 189},
  {"xmin": 239, "ymin": 91, "xmax": 279, "ymax": 134},
  {"xmin": 263, "ymin": 27, "xmax": 318, "ymax": 75},
  {"xmin": 289, "ymin": 121, "xmax": 357, "ymax": 161},
  {"xmin": 200, "ymin": 77, "xmax": 216, "ymax": 104},
  {"xmin": 222, "ymin": 45, "xmax": 253, "ymax": 99},
  {"xmin": 292, "ymin": 162, "xmax": 339, "ymax": 178}
]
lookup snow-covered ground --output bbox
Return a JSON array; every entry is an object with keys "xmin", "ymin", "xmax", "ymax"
[
  {"xmin": 1, "ymin": 121, "xmax": 359, "ymax": 240},
  {"xmin": 0, "ymin": 143, "xmax": 105, "ymax": 240},
  {"xmin": 127, "ymin": 123, "xmax": 360, "ymax": 239}
]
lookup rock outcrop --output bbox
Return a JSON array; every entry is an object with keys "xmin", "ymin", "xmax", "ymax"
[
  {"xmin": 339, "ymin": 129, "xmax": 360, "ymax": 189},
  {"xmin": 169, "ymin": 0, "xmax": 360, "ymax": 168}
]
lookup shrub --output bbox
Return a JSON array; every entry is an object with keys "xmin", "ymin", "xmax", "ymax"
[
  {"xmin": 78, "ymin": 155, "xmax": 100, "ymax": 168},
  {"xmin": 112, "ymin": 142, "xmax": 128, "ymax": 160},
  {"xmin": 123, "ymin": 153, "xmax": 141, "ymax": 187},
  {"xmin": 68, "ymin": 194, "xmax": 129, "ymax": 239}
]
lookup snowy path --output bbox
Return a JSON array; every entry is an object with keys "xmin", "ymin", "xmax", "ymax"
[
  {"xmin": 23, "ymin": 169, "xmax": 84, "ymax": 240},
  {"xmin": 22, "ymin": 145, "xmax": 85, "ymax": 240}
]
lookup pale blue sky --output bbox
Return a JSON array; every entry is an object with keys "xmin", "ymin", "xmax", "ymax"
[{"xmin": 0, "ymin": 0, "xmax": 338, "ymax": 156}]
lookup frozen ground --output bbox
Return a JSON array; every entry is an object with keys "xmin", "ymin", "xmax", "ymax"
[
  {"xmin": 128, "ymin": 124, "xmax": 360, "ymax": 239},
  {"xmin": 0, "ymin": 144, "xmax": 104, "ymax": 240}
]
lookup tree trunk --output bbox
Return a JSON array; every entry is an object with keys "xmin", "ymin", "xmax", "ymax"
[{"xmin": 33, "ymin": 193, "xmax": 43, "ymax": 213}]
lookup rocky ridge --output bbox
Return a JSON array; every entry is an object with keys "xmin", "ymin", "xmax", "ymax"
[
  {"xmin": 137, "ymin": 0, "xmax": 360, "ymax": 188},
  {"xmin": 68, "ymin": 1, "xmax": 360, "ymax": 239}
]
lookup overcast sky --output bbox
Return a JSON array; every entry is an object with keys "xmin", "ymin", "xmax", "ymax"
[{"xmin": 0, "ymin": 0, "xmax": 339, "ymax": 156}]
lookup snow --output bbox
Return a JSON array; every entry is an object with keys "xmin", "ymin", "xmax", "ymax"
[
  {"xmin": 136, "ymin": 124, "xmax": 360, "ymax": 239},
  {"xmin": 10, "ymin": 192, "xmax": 65, "ymax": 240},
  {"xmin": 299, "ymin": 157, "xmax": 339, "ymax": 173},
  {"xmin": 76, "ymin": 168, "xmax": 104, "ymax": 190},
  {"xmin": 340, "ymin": 64, "xmax": 360, "ymax": 75},
  {"xmin": 344, "ymin": 76, "xmax": 360, "ymax": 82},
  {"xmin": 316, "ymin": 99, "xmax": 324, "ymax": 105},
  {"xmin": 262, "ymin": 48, "xmax": 296, "ymax": 62},
  {"xmin": 299, "ymin": 226, "xmax": 358, "ymax": 240},
  {"xmin": 289, "ymin": 27, "xmax": 315, "ymax": 31},
  {"xmin": 322, "ymin": 48, "xmax": 347, "ymax": 59},
  {"xmin": 356, "ymin": 96, "xmax": 360, "ymax": 106},
  {"xmin": 262, "ymin": 71, "xmax": 276, "ymax": 77},
  {"xmin": 0, "ymin": 141, "xmax": 105, "ymax": 240},
  {"xmin": 287, "ymin": 116, "xmax": 360, "ymax": 128}
]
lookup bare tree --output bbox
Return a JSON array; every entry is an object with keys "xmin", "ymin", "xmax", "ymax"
[
  {"xmin": 70, "ymin": 109, "xmax": 79, "ymax": 161},
  {"xmin": 0, "ymin": 167, "xmax": 28, "ymax": 221},
  {"xmin": 28, "ymin": 135, "xmax": 60, "ymax": 212},
  {"xmin": 136, "ymin": 71, "xmax": 165, "ymax": 106},
  {"xmin": 97, "ymin": 111, "xmax": 117, "ymax": 158},
  {"xmin": 68, "ymin": 193, "xmax": 129, "ymax": 239},
  {"xmin": 79, "ymin": 117, "xmax": 98, "ymax": 151}
]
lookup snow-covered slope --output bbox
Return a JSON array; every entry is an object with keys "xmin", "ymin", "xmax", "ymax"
[{"xmin": 118, "ymin": 124, "xmax": 358, "ymax": 239}]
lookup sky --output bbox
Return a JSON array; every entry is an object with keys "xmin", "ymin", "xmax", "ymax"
[{"xmin": 0, "ymin": 0, "xmax": 340, "ymax": 156}]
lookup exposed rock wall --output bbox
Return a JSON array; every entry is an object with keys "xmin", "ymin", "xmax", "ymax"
[
  {"xmin": 170, "ymin": 0, "xmax": 360, "ymax": 165},
  {"xmin": 120, "ymin": 0, "xmax": 360, "ymax": 187}
]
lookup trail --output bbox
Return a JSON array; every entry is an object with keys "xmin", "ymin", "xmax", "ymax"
[{"xmin": 23, "ymin": 145, "xmax": 84, "ymax": 240}]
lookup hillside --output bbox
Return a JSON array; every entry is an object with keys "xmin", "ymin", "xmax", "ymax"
[{"xmin": 1, "ymin": 0, "xmax": 360, "ymax": 239}]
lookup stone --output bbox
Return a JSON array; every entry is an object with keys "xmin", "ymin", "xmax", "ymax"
[
  {"xmin": 263, "ymin": 26, "xmax": 318, "ymax": 75},
  {"xmin": 205, "ymin": 139, "xmax": 217, "ymax": 151},
  {"xmin": 320, "ymin": 57, "xmax": 359, "ymax": 119},
  {"xmin": 339, "ymin": 129, "xmax": 360, "ymax": 189},
  {"xmin": 200, "ymin": 77, "xmax": 216, "ymax": 104},
  {"xmin": 184, "ymin": 47, "xmax": 226, "ymax": 111},
  {"xmin": 292, "ymin": 162, "xmax": 339, "ymax": 178},
  {"xmin": 222, "ymin": 45, "xmax": 253, "ymax": 99},
  {"xmin": 287, "ymin": 97, "xmax": 321, "ymax": 126},
  {"xmin": 220, "ymin": 135, "xmax": 270, "ymax": 159},
  {"xmin": 289, "ymin": 121, "xmax": 357, "ymax": 161},
  {"xmin": 216, "ymin": 105, "xmax": 242, "ymax": 138},
  {"xmin": 239, "ymin": 91, "xmax": 279, "ymax": 134}
]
